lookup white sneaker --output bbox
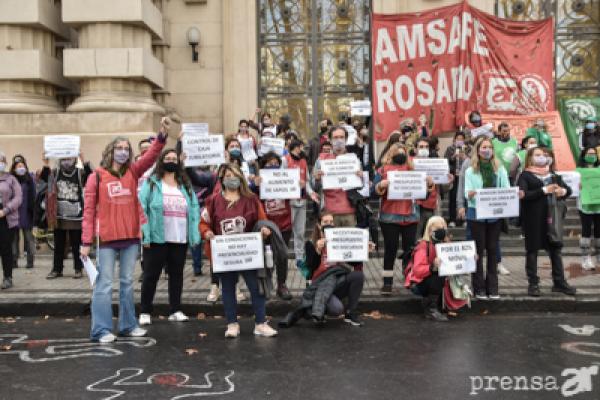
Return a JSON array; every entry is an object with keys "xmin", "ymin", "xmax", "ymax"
[
  {"xmin": 488, "ymin": 294, "xmax": 501, "ymax": 300},
  {"xmin": 139, "ymin": 313, "xmax": 152, "ymax": 326},
  {"xmin": 236, "ymin": 286, "xmax": 246, "ymax": 302},
  {"xmin": 207, "ymin": 284, "xmax": 220, "ymax": 302},
  {"xmin": 498, "ymin": 263, "xmax": 511, "ymax": 275},
  {"xmin": 583, "ymin": 255, "xmax": 595, "ymax": 271},
  {"xmin": 225, "ymin": 323, "xmax": 240, "ymax": 338},
  {"xmin": 98, "ymin": 333, "xmax": 116, "ymax": 343},
  {"xmin": 475, "ymin": 294, "xmax": 488, "ymax": 300},
  {"xmin": 123, "ymin": 327, "xmax": 147, "ymax": 337},
  {"xmin": 254, "ymin": 322, "xmax": 278, "ymax": 337},
  {"xmin": 168, "ymin": 311, "xmax": 189, "ymax": 322}
]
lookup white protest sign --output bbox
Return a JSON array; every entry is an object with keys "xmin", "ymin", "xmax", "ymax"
[
  {"xmin": 412, "ymin": 158, "xmax": 450, "ymax": 184},
  {"xmin": 557, "ymin": 171, "xmax": 580, "ymax": 198},
  {"xmin": 343, "ymin": 125, "xmax": 358, "ymax": 146},
  {"xmin": 210, "ymin": 232, "xmax": 264, "ymax": 273},
  {"xmin": 44, "ymin": 135, "xmax": 80, "ymax": 159},
  {"xmin": 470, "ymin": 123, "xmax": 494, "ymax": 139},
  {"xmin": 259, "ymin": 137, "xmax": 285, "ymax": 156},
  {"xmin": 182, "ymin": 135, "xmax": 225, "ymax": 167},
  {"xmin": 182, "ymin": 123, "xmax": 209, "ymax": 136},
  {"xmin": 350, "ymin": 100, "xmax": 372, "ymax": 116},
  {"xmin": 262, "ymin": 125, "xmax": 277, "ymax": 138},
  {"xmin": 435, "ymin": 241, "xmax": 477, "ymax": 277},
  {"xmin": 325, "ymin": 228, "xmax": 369, "ymax": 262},
  {"xmin": 358, "ymin": 171, "xmax": 370, "ymax": 197},
  {"xmin": 387, "ymin": 171, "xmax": 427, "ymax": 200},
  {"xmin": 259, "ymin": 168, "xmax": 301, "ymax": 200},
  {"xmin": 475, "ymin": 187, "xmax": 520, "ymax": 219},
  {"xmin": 80, "ymin": 256, "xmax": 98, "ymax": 288},
  {"xmin": 240, "ymin": 138, "xmax": 257, "ymax": 161},
  {"xmin": 321, "ymin": 154, "xmax": 362, "ymax": 190}
]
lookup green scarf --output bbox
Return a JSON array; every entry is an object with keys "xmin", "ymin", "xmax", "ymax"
[{"xmin": 480, "ymin": 161, "xmax": 494, "ymax": 188}]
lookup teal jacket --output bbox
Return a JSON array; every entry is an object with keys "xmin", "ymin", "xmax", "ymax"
[
  {"xmin": 464, "ymin": 164, "xmax": 510, "ymax": 209},
  {"xmin": 139, "ymin": 176, "xmax": 200, "ymax": 246}
]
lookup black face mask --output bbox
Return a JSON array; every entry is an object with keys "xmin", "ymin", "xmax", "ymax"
[
  {"xmin": 431, "ymin": 228, "xmax": 447, "ymax": 243},
  {"xmin": 320, "ymin": 126, "xmax": 328, "ymax": 134},
  {"xmin": 392, "ymin": 153, "xmax": 407, "ymax": 165},
  {"xmin": 163, "ymin": 162, "xmax": 178, "ymax": 173}
]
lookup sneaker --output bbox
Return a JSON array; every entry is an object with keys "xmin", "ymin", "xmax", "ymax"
[
  {"xmin": 582, "ymin": 255, "xmax": 595, "ymax": 271},
  {"xmin": 236, "ymin": 287, "xmax": 246, "ymax": 302},
  {"xmin": 475, "ymin": 293, "xmax": 488, "ymax": 300},
  {"xmin": 46, "ymin": 271, "xmax": 63, "ymax": 279},
  {"xmin": 380, "ymin": 283, "xmax": 393, "ymax": 296},
  {"xmin": 139, "ymin": 313, "xmax": 152, "ymax": 326},
  {"xmin": 225, "ymin": 323, "xmax": 240, "ymax": 338},
  {"xmin": 448, "ymin": 222, "xmax": 456, "ymax": 228},
  {"xmin": 552, "ymin": 282, "xmax": 577, "ymax": 296},
  {"xmin": 276, "ymin": 284, "xmax": 293, "ymax": 301},
  {"xmin": 98, "ymin": 333, "xmax": 116, "ymax": 343},
  {"xmin": 122, "ymin": 327, "xmax": 147, "ymax": 337},
  {"xmin": 168, "ymin": 311, "xmax": 189, "ymax": 322},
  {"xmin": 528, "ymin": 284, "xmax": 541, "ymax": 297},
  {"xmin": 254, "ymin": 322, "xmax": 278, "ymax": 337},
  {"xmin": 344, "ymin": 312, "xmax": 363, "ymax": 327},
  {"xmin": 1, "ymin": 278, "xmax": 13, "ymax": 290},
  {"xmin": 497, "ymin": 263, "xmax": 510, "ymax": 275},
  {"xmin": 73, "ymin": 270, "xmax": 83, "ymax": 279},
  {"xmin": 426, "ymin": 308, "xmax": 449, "ymax": 322},
  {"xmin": 207, "ymin": 284, "xmax": 220, "ymax": 302},
  {"xmin": 488, "ymin": 294, "xmax": 501, "ymax": 300}
]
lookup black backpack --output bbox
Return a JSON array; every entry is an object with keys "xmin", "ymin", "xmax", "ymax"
[{"xmin": 33, "ymin": 180, "xmax": 48, "ymax": 229}]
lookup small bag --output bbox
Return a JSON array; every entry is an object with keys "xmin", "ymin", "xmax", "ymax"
[{"xmin": 547, "ymin": 193, "xmax": 567, "ymax": 246}]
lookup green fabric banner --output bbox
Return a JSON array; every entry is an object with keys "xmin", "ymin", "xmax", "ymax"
[
  {"xmin": 559, "ymin": 97, "xmax": 600, "ymax": 159},
  {"xmin": 577, "ymin": 168, "xmax": 600, "ymax": 206}
]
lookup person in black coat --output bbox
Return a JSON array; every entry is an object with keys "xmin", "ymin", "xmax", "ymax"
[{"xmin": 517, "ymin": 146, "xmax": 576, "ymax": 297}]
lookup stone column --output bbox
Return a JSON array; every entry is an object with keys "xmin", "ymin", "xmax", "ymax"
[
  {"xmin": 62, "ymin": 0, "xmax": 165, "ymax": 113},
  {"xmin": 0, "ymin": 0, "xmax": 72, "ymax": 113}
]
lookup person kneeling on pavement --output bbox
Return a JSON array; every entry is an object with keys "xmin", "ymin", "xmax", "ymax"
[
  {"xmin": 404, "ymin": 216, "xmax": 471, "ymax": 322},
  {"xmin": 279, "ymin": 212, "xmax": 370, "ymax": 328}
]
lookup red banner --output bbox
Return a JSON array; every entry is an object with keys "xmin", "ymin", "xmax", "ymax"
[{"xmin": 372, "ymin": 1, "xmax": 554, "ymax": 141}]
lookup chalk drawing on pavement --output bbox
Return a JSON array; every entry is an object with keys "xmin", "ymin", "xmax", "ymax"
[{"xmin": 559, "ymin": 325, "xmax": 600, "ymax": 337}]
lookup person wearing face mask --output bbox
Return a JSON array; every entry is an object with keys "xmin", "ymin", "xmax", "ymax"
[
  {"xmin": 307, "ymin": 119, "xmax": 333, "ymax": 170},
  {"xmin": 278, "ymin": 212, "xmax": 367, "ymax": 328},
  {"xmin": 464, "ymin": 137, "xmax": 510, "ymax": 300},
  {"xmin": 492, "ymin": 122, "xmax": 518, "ymax": 184},
  {"xmin": 249, "ymin": 109, "xmax": 279, "ymax": 138},
  {"xmin": 444, "ymin": 132, "xmax": 469, "ymax": 227},
  {"xmin": 526, "ymin": 118, "xmax": 553, "ymax": 149},
  {"xmin": 518, "ymin": 147, "xmax": 576, "ymax": 297},
  {"xmin": 347, "ymin": 124, "xmax": 375, "ymax": 176},
  {"xmin": 510, "ymin": 136, "xmax": 537, "ymax": 183},
  {"xmin": 579, "ymin": 117, "xmax": 600, "ymax": 151},
  {"xmin": 0, "ymin": 151, "xmax": 22, "ymax": 289},
  {"xmin": 9, "ymin": 155, "xmax": 36, "ymax": 269},
  {"xmin": 138, "ymin": 149, "xmax": 200, "ymax": 326},
  {"xmin": 405, "ymin": 216, "xmax": 469, "ymax": 321},
  {"xmin": 200, "ymin": 163, "xmax": 278, "ymax": 338},
  {"xmin": 373, "ymin": 144, "xmax": 421, "ymax": 295},
  {"xmin": 81, "ymin": 117, "xmax": 171, "ymax": 343},
  {"xmin": 577, "ymin": 146, "xmax": 600, "ymax": 270},
  {"xmin": 236, "ymin": 119, "xmax": 257, "ymax": 149},
  {"xmin": 467, "ymin": 110, "xmax": 483, "ymax": 128},
  {"xmin": 40, "ymin": 151, "xmax": 92, "ymax": 280}
]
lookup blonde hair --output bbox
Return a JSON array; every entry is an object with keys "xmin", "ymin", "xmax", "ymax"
[
  {"xmin": 422, "ymin": 216, "xmax": 447, "ymax": 241},
  {"xmin": 217, "ymin": 162, "xmax": 253, "ymax": 197},
  {"xmin": 470, "ymin": 137, "xmax": 499, "ymax": 173},
  {"xmin": 381, "ymin": 143, "xmax": 413, "ymax": 168}
]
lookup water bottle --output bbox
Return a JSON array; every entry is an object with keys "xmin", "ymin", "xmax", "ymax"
[{"xmin": 265, "ymin": 245, "xmax": 274, "ymax": 269}]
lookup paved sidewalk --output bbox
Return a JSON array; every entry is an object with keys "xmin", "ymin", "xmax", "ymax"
[{"xmin": 2, "ymin": 252, "xmax": 599, "ymax": 316}]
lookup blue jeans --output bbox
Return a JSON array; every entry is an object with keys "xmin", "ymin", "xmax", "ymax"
[
  {"xmin": 219, "ymin": 269, "xmax": 266, "ymax": 324},
  {"xmin": 90, "ymin": 244, "xmax": 139, "ymax": 340},
  {"xmin": 191, "ymin": 244, "xmax": 202, "ymax": 274}
]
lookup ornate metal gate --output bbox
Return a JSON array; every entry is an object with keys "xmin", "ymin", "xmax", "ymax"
[{"xmin": 257, "ymin": 0, "xmax": 371, "ymax": 138}]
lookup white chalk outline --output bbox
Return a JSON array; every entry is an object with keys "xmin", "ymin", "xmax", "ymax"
[{"xmin": 562, "ymin": 342, "xmax": 600, "ymax": 359}]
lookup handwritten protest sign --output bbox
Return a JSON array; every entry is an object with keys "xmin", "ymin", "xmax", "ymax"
[
  {"xmin": 325, "ymin": 228, "xmax": 369, "ymax": 262},
  {"xmin": 259, "ymin": 168, "xmax": 301, "ymax": 200},
  {"xmin": 412, "ymin": 158, "xmax": 450, "ymax": 184},
  {"xmin": 240, "ymin": 138, "xmax": 257, "ymax": 161},
  {"xmin": 475, "ymin": 187, "xmax": 519, "ymax": 219},
  {"xmin": 578, "ymin": 168, "xmax": 600, "ymax": 205},
  {"xmin": 210, "ymin": 233, "xmax": 264, "ymax": 273},
  {"xmin": 557, "ymin": 171, "xmax": 580, "ymax": 198},
  {"xmin": 350, "ymin": 100, "xmax": 372, "ymax": 116},
  {"xmin": 259, "ymin": 137, "xmax": 285, "ymax": 156},
  {"xmin": 182, "ymin": 123, "xmax": 209, "ymax": 136},
  {"xmin": 182, "ymin": 135, "xmax": 225, "ymax": 167},
  {"xmin": 44, "ymin": 135, "xmax": 80, "ymax": 159},
  {"xmin": 321, "ymin": 154, "xmax": 362, "ymax": 190},
  {"xmin": 435, "ymin": 241, "xmax": 477, "ymax": 276},
  {"xmin": 387, "ymin": 171, "xmax": 427, "ymax": 200}
]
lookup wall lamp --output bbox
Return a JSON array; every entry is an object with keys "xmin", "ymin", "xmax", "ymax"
[{"xmin": 187, "ymin": 27, "xmax": 200, "ymax": 62}]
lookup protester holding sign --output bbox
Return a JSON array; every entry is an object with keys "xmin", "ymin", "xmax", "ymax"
[
  {"xmin": 492, "ymin": 122, "xmax": 518, "ymax": 183},
  {"xmin": 517, "ymin": 147, "xmax": 576, "ymax": 297},
  {"xmin": 0, "ymin": 151, "xmax": 22, "ymax": 290},
  {"xmin": 576, "ymin": 147, "xmax": 600, "ymax": 270},
  {"xmin": 464, "ymin": 138, "xmax": 509, "ymax": 300},
  {"xmin": 373, "ymin": 143, "xmax": 421, "ymax": 295},
  {"xmin": 199, "ymin": 163, "xmax": 277, "ymax": 338},
  {"xmin": 81, "ymin": 117, "xmax": 171, "ymax": 343},
  {"xmin": 138, "ymin": 149, "xmax": 200, "ymax": 326},
  {"xmin": 40, "ymin": 152, "xmax": 92, "ymax": 280}
]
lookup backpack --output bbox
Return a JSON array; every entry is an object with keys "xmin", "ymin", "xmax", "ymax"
[{"xmin": 33, "ymin": 180, "xmax": 49, "ymax": 229}]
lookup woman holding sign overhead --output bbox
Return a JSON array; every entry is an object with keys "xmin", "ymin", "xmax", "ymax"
[
  {"xmin": 200, "ymin": 163, "xmax": 278, "ymax": 338},
  {"xmin": 518, "ymin": 147, "xmax": 576, "ymax": 297},
  {"xmin": 464, "ymin": 137, "xmax": 509, "ymax": 300},
  {"xmin": 373, "ymin": 143, "xmax": 422, "ymax": 296}
]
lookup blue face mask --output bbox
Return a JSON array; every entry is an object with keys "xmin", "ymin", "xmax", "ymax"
[
  {"xmin": 585, "ymin": 122, "xmax": 596, "ymax": 130},
  {"xmin": 229, "ymin": 148, "xmax": 241, "ymax": 158}
]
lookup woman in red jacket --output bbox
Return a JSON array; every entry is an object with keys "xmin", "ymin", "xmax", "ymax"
[{"xmin": 81, "ymin": 117, "xmax": 171, "ymax": 343}]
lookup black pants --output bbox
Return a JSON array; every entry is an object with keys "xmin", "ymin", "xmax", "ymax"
[
  {"xmin": 470, "ymin": 220, "xmax": 502, "ymax": 296},
  {"xmin": 0, "ymin": 218, "xmax": 15, "ymax": 279},
  {"xmin": 448, "ymin": 175, "xmax": 458, "ymax": 223},
  {"xmin": 276, "ymin": 230, "xmax": 292, "ymax": 285},
  {"xmin": 526, "ymin": 245, "xmax": 566, "ymax": 286},
  {"xmin": 379, "ymin": 221, "xmax": 417, "ymax": 285},
  {"xmin": 53, "ymin": 228, "xmax": 83, "ymax": 273},
  {"xmin": 332, "ymin": 271, "xmax": 364, "ymax": 314},
  {"xmin": 416, "ymin": 272, "xmax": 445, "ymax": 310},
  {"xmin": 579, "ymin": 211, "xmax": 600, "ymax": 238},
  {"xmin": 141, "ymin": 243, "xmax": 187, "ymax": 314}
]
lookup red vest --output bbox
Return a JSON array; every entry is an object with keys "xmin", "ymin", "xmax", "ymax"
[
  {"xmin": 320, "ymin": 153, "xmax": 355, "ymax": 215},
  {"xmin": 204, "ymin": 192, "xmax": 262, "ymax": 235},
  {"xmin": 263, "ymin": 199, "xmax": 292, "ymax": 232}
]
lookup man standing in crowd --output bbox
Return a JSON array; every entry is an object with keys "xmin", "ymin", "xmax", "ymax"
[{"xmin": 492, "ymin": 122, "xmax": 518, "ymax": 184}]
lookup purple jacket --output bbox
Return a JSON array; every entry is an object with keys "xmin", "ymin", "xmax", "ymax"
[{"xmin": 0, "ymin": 173, "xmax": 23, "ymax": 228}]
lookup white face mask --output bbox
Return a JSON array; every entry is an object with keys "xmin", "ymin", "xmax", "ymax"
[
  {"xmin": 417, "ymin": 148, "xmax": 429, "ymax": 158},
  {"xmin": 527, "ymin": 144, "xmax": 537, "ymax": 150},
  {"xmin": 0, "ymin": 163, "xmax": 6, "ymax": 173}
]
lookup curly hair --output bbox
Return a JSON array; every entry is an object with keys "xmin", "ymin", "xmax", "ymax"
[{"xmin": 100, "ymin": 136, "xmax": 134, "ymax": 172}]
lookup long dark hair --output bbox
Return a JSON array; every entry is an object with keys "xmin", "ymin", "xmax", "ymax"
[
  {"xmin": 153, "ymin": 148, "xmax": 192, "ymax": 195},
  {"xmin": 377, "ymin": 132, "xmax": 402, "ymax": 167},
  {"xmin": 578, "ymin": 146, "xmax": 600, "ymax": 168},
  {"xmin": 10, "ymin": 154, "xmax": 32, "ymax": 183}
]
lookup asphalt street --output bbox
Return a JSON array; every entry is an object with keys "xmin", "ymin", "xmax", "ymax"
[{"xmin": 1, "ymin": 313, "xmax": 600, "ymax": 399}]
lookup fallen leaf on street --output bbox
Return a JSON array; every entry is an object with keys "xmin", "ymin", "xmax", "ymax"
[
  {"xmin": 158, "ymin": 315, "xmax": 166, "ymax": 320},
  {"xmin": 198, "ymin": 332, "xmax": 208, "ymax": 338},
  {"xmin": 43, "ymin": 315, "xmax": 49, "ymax": 320},
  {"xmin": 0, "ymin": 317, "xmax": 16, "ymax": 324},
  {"xmin": 196, "ymin": 313, "xmax": 206, "ymax": 320},
  {"xmin": 362, "ymin": 310, "xmax": 395, "ymax": 320},
  {"xmin": 213, "ymin": 315, "xmax": 222, "ymax": 320},
  {"xmin": 185, "ymin": 348, "xmax": 198, "ymax": 355},
  {"xmin": 65, "ymin": 318, "xmax": 74, "ymax": 322},
  {"xmin": 0, "ymin": 345, "xmax": 12, "ymax": 351}
]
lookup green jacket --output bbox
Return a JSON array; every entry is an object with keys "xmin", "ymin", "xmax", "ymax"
[
  {"xmin": 139, "ymin": 176, "xmax": 201, "ymax": 246},
  {"xmin": 492, "ymin": 137, "xmax": 518, "ymax": 173}
]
